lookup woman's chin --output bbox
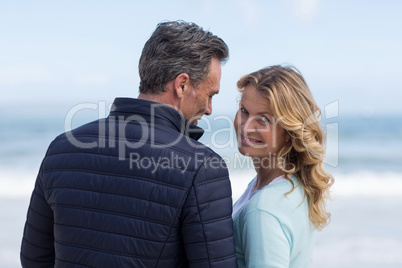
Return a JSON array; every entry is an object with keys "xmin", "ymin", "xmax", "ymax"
[{"xmin": 237, "ymin": 147, "xmax": 255, "ymax": 157}]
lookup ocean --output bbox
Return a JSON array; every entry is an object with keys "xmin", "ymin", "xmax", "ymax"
[{"xmin": 1, "ymin": 111, "xmax": 402, "ymax": 267}]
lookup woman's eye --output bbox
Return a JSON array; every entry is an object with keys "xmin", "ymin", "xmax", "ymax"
[
  {"xmin": 257, "ymin": 116, "xmax": 271, "ymax": 125},
  {"xmin": 240, "ymin": 108, "xmax": 248, "ymax": 114},
  {"xmin": 261, "ymin": 116, "xmax": 270, "ymax": 123}
]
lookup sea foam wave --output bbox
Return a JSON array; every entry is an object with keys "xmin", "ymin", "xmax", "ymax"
[
  {"xmin": 0, "ymin": 171, "xmax": 36, "ymax": 199},
  {"xmin": 1, "ymin": 170, "xmax": 402, "ymax": 199},
  {"xmin": 230, "ymin": 170, "xmax": 402, "ymax": 201},
  {"xmin": 329, "ymin": 172, "xmax": 402, "ymax": 197}
]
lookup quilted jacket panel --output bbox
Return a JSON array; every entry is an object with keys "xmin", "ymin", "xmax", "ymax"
[{"xmin": 21, "ymin": 98, "xmax": 237, "ymax": 267}]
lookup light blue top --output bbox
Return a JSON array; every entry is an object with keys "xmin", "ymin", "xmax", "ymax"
[{"xmin": 233, "ymin": 176, "xmax": 316, "ymax": 268}]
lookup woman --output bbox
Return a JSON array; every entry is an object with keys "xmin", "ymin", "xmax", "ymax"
[{"xmin": 232, "ymin": 65, "xmax": 334, "ymax": 267}]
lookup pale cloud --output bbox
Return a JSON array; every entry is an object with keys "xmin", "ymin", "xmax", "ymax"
[
  {"xmin": 73, "ymin": 74, "xmax": 110, "ymax": 86},
  {"xmin": 293, "ymin": 0, "xmax": 319, "ymax": 21},
  {"xmin": 0, "ymin": 64, "xmax": 57, "ymax": 86},
  {"xmin": 195, "ymin": 0, "xmax": 215, "ymax": 14},
  {"xmin": 235, "ymin": 0, "xmax": 262, "ymax": 28}
]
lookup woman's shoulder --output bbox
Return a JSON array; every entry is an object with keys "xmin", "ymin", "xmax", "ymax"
[{"xmin": 244, "ymin": 176, "xmax": 306, "ymax": 216}]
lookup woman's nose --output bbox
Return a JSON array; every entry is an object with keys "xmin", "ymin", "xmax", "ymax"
[{"xmin": 242, "ymin": 116, "xmax": 259, "ymax": 133}]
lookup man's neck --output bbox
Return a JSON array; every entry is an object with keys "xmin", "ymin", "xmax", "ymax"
[{"xmin": 138, "ymin": 92, "xmax": 179, "ymax": 111}]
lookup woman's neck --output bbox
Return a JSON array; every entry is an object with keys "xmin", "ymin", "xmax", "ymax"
[{"xmin": 253, "ymin": 157, "xmax": 284, "ymax": 190}]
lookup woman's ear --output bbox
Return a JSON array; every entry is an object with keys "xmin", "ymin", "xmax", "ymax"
[
  {"xmin": 174, "ymin": 73, "xmax": 190, "ymax": 99},
  {"xmin": 286, "ymin": 132, "xmax": 291, "ymax": 143}
]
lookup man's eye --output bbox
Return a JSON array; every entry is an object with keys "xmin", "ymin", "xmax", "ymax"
[{"xmin": 240, "ymin": 108, "xmax": 248, "ymax": 114}]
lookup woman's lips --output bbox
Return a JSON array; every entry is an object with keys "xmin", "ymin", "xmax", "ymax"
[{"xmin": 241, "ymin": 135, "xmax": 262, "ymax": 144}]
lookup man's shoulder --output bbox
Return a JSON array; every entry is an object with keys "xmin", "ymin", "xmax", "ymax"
[
  {"xmin": 151, "ymin": 123, "xmax": 221, "ymax": 158},
  {"xmin": 47, "ymin": 119, "xmax": 103, "ymax": 149},
  {"xmin": 46, "ymin": 117, "xmax": 226, "ymax": 170}
]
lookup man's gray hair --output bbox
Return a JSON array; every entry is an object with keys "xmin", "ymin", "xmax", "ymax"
[{"xmin": 139, "ymin": 20, "xmax": 229, "ymax": 94}]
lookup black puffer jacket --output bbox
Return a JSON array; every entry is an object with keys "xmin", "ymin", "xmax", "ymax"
[{"xmin": 21, "ymin": 98, "xmax": 237, "ymax": 267}]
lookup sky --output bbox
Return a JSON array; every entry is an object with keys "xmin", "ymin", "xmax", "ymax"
[{"xmin": 0, "ymin": 0, "xmax": 401, "ymax": 118}]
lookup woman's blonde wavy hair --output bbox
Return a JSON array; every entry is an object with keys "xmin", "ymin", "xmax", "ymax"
[{"xmin": 237, "ymin": 65, "xmax": 334, "ymax": 231}]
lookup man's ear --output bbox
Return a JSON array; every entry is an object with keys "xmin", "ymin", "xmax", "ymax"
[{"xmin": 174, "ymin": 73, "xmax": 190, "ymax": 99}]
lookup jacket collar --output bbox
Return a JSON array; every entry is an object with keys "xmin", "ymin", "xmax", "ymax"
[{"xmin": 109, "ymin": 98, "xmax": 204, "ymax": 141}]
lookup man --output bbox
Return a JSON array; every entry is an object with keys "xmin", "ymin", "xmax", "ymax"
[{"xmin": 20, "ymin": 21, "xmax": 237, "ymax": 267}]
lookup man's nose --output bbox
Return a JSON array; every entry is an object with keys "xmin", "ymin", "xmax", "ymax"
[{"xmin": 204, "ymin": 100, "xmax": 212, "ymax": 115}]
